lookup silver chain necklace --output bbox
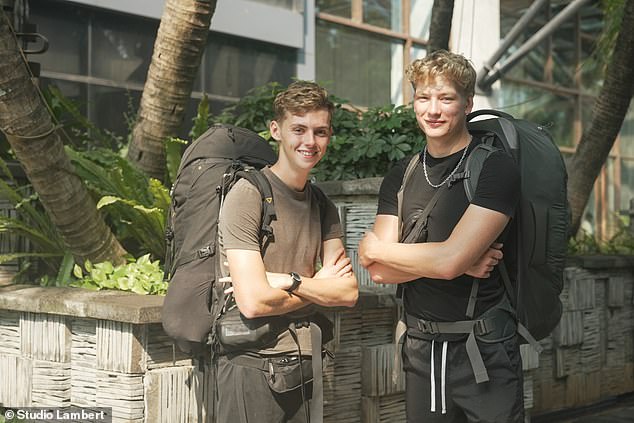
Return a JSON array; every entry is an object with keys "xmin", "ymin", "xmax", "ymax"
[{"xmin": 422, "ymin": 137, "xmax": 471, "ymax": 188}]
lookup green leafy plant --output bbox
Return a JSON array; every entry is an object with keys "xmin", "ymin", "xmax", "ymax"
[
  {"xmin": 216, "ymin": 82, "xmax": 284, "ymax": 134},
  {"xmin": 216, "ymin": 83, "xmax": 425, "ymax": 181},
  {"xmin": 72, "ymin": 254, "xmax": 167, "ymax": 295},
  {"xmin": 66, "ymin": 147, "xmax": 169, "ymax": 260},
  {"xmin": 0, "ymin": 159, "xmax": 67, "ymax": 279},
  {"xmin": 43, "ymin": 85, "xmax": 126, "ymax": 152},
  {"xmin": 313, "ymin": 104, "xmax": 425, "ymax": 181},
  {"xmin": 568, "ymin": 214, "xmax": 634, "ymax": 255}
]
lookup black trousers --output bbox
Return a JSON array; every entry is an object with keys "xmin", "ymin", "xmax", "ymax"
[
  {"xmin": 403, "ymin": 335, "xmax": 524, "ymax": 423},
  {"xmin": 215, "ymin": 355, "xmax": 312, "ymax": 423}
]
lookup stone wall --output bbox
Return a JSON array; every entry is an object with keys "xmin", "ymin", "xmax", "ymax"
[
  {"xmin": 530, "ymin": 256, "xmax": 634, "ymax": 416},
  {"xmin": 0, "ymin": 285, "xmax": 403, "ymax": 423}
]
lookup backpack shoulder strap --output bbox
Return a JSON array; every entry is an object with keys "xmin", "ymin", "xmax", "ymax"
[
  {"xmin": 397, "ymin": 154, "xmax": 421, "ymax": 240},
  {"xmin": 310, "ymin": 181, "xmax": 328, "ymax": 217},
  {"xmin": 234, "ymin": 168, "xmax": 277, "ymax": 251},
  {"xmin": 463, "ymin": 135, "xmax": 500, "ymax": 202}
]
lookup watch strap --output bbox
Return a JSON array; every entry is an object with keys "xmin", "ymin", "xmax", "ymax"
[{"xmin": 286, "ymin": 272, "xmax": 302, "ymax": 293}]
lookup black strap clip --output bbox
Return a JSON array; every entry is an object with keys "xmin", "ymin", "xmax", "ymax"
[
  {"xmin": 197, "ymin": 245, "xmax": 213, "ymax": 258},
  {"xmin": 474, "ymin": 318, "xmax": 493, "ymax": 336}
]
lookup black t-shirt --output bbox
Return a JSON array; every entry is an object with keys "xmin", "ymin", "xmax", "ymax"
[{"xmin": 377, "ymin": 138, "xmax": 520, "ymax": 322}]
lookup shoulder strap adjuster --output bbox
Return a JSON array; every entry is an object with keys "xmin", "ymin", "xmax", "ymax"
[{"xmin": 197, "ymin": 245, "xmax": 213, "ymax": 258}]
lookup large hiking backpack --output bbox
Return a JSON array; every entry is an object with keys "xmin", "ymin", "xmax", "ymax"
[
  {"xmin": 161, "ymin": 124, "xmax": 277, "ymax": 354},
  {"xmin": 465, "ymin": 109, "xmax": 568, "ymax": 345}
]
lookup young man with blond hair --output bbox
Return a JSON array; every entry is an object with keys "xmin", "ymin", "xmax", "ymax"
[
  {"xmin": 360, "ymin": 50, "xmax": 523, "ymax": 422},
  {"xmin": 217, "ymin": 80, "xmax": 358, "ymax": 423}
]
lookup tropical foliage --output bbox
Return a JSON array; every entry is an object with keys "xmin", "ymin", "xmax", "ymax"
[
  {"xmin": 0, "ymin": 160, "xmax": 65, "ymax": 279},
  {"xmin": 216, "ymin": 82, "xmax": 425, "ymax": 181},
  {"xmin": 71, "ymin": 254, "xmax": 167, "ymax": 295},
  {"xmin": 569, "ymin": 214, "xmax": 634, "ymax": 255},
  {"xmin": 66, "ymin": 147, "xmax": 169, "ymax": 260},
  {"xmin": 7, "ymin": 77, "xmax": 632, "ymax": 293}
]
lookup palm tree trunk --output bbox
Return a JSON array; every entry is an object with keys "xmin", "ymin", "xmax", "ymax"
[
  {"xmin": 126, "ymin": 0, "xmax": 217, "ymax": 181},
  {"xmin": 0, "ymin": 12, "xmax": 127, "ymax": 265},
  {"xmin": 428, "ymin": 0, "xmax": 454, "ymax": 53},
  {"xmin": 567, "ymin": 0, "xmax": 634, "ymax": 235}
]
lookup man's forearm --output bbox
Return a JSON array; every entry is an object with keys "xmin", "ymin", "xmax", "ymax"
[
  {"xmin": 366, "ymin": 262, "xmax": 420, "ymax": 284},
  {"xmin": 291, "ymin": 274, "xmax": 358, "ymax": 308},
  {"xmin": 241, "ymin": 287, "xmax": 313, "ymax": 318},
  {"xmin": 366, "ymin": 240, "xmax": 458, "ymax": 280}
]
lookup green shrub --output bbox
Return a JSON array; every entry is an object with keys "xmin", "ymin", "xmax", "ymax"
[
  {"xmin": 0, "ymin": 159, "xmax": 67, "ymax": 279},
  {"xmin": 216, "ymin": 83, "xmax": 425, "ymax": 181},
  {"xmin": 66, "ymin": 147, "xmax": 169, "ymax": 261},
  {"xmin": 71, "ymin": 254, "xmax": 167, "ymax": 295}
]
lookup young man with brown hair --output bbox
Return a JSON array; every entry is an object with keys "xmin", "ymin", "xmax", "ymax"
[
  {"xmin": 217, "ymin": 80, "xmax": 358, "ymax": 423},
  {"xmin": 359, "ymin": 50, "xmax": 523, "ymax": 422}
]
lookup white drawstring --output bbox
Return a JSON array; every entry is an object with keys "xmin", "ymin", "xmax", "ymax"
[
  {"xmin": 430, "ymin": 340, "xmax": 436, "ymax": 412},
  {"xmin": 441, "ymin": 341, "xmax": 448, "ymax": 414},
  {"xmin": 430, "ymin": 340, "xmax": 449, "ymax": 414}
]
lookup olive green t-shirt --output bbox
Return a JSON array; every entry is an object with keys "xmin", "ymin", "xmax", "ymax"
[{"xmin": 218, "ymin": 167, "xmax": 343, "ymax": 354}]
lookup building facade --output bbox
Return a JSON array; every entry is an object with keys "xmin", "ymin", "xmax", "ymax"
[{"xmin": 11, "ymin": 0, "xmax": 634, "ymax": 237}]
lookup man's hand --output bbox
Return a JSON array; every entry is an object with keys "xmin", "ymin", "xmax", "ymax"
[
  {"xmin": 359, "ymin": 231, "xmax": 381, "ymax": 268},
  {"xmin": 466, "ymin": 243, "xmax": 504, "ymax": 279},
  {"xmin": 315, "ymin": 246, "xmax": 352, "ymax": 279}
]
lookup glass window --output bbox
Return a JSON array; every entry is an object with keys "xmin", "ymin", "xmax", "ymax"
[
  {"xmin": 89, "ymin": 86, "xmax": 140, "ymax": 141},
  {"xmin": 579, "ymin": 35, "xmax": 602, "ymax": 95},
  {"xmin": 204, "ymin": 33, "xmax": 295, "ymax": 98},
  {"xmin": 317, "ymin": 0, "xmax": 352, "ymax": 18},
  {"xmin": 500, "ymin": 0, "xmax": 603, "ymax": 89},
  {"xmin": 578, "ymin": 4, "xmax": 604, "ymax": 95},
  {"xmin": 551, "ymin": 22, "xmax": 576, "ymax": 87},
  {"xmin": 409, "ymin": 0, "xmax": 433, "ymax": 40},
  {"xmin": 316, "ymin": 21, "xmax": 393, "ymax": 106},
  {"xmin": 363, "ymin": 0, "xmax": 401, "ymax": 31},
  {"xmin": 501, "ymin": 0, "xmax": 550, "ymax": 84},
  {"xmin": 29, "ymin": 0, "xmax": 88, "ymax": 75},
  {"xmin": 40, "ymin": 78, "xmax": 88, "ymax": 124},
  {"xmin": 622, "ymin": 159, "xmax": 634, "ymax": 212},
  {"xmin": 91, "ymin": 11, "xmax": 157, "ymax": 84},
  {"xmin": 410, "ymin": 45, "xmax": 426, "ymax": 61},
  {"xmin": 500, "ymin": 82, "xmax": 575, "ymax": 147},
  {"xmin": 249, "ymin": 0, "xmax": 297, "ymax": 9}
]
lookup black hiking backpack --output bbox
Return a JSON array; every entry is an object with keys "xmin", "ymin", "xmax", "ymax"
[
  {"xmin": 161, "ymin": 124, "xmax": 278, "ymax": 354},
  {"xmin": 465, "ymin": 109, "xmax": 568, "ymax": 346}
]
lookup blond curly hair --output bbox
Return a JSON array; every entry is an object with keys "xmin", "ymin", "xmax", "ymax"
[
  {"xmin": 273, "ymin": 81, "xmax": 334, "ymax": 123},
  {"xmin": 406, "ymin": 50, "xmax": 476, "ymax": 98}
]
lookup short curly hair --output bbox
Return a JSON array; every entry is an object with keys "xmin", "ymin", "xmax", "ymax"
[
  {"xmin": 273, "ymin": 80, "xmax": 334, "ymax": 123},
  {"xmin": 406, "ymin": 50, "xmax": 476, "ymax": 98}
]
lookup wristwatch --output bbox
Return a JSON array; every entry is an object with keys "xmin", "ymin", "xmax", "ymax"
[{"xmin": 286, "ymin": 272, "xmax": 302, "ymax": 293}]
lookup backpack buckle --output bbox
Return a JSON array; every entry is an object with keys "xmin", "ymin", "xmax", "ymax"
[
  {"xmin": 417, "ymin": 320, "xmax": 438, "ymax": 334},
  {"xmin": 197, "ymin": 245, "xmax": 212, "ymax": 258},
  {"xmin": 474, "ymin": 318, "xmax": 493, "ymax": 336}
]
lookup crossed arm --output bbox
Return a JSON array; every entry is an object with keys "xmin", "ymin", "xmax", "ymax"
[
  {"xmin": 224, "ymin": 238, "xmax": 358, "ymax": 319},
  {"xmin": 359, "ymin": 204, "xmax": 508, "ymax": 284}
]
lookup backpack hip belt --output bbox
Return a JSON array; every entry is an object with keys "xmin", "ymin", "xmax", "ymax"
[{"xmin": 396, "ymin": 298, "xmax": 518, "ymax": 385}]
